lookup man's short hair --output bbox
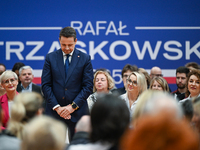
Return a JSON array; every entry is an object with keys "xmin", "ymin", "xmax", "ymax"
[
  {"xmin": 90, "ymin": 94, "xmax": 130, "ymax": 144},
  {"xmin": 59, "ymin": 26, "xmax": 76, "ymax": 41},
  {"xmin": 19, "ymin": 66, "xmax": 33, "ymax": 76},
  {"xmin": 185, "ymin": 62, "xmax": 200, "ymax": 70},
  {"xmin": 121, "ymin": 64, "xmax": 138, "ymax": 78},
  {"xmin": 176, "ymin": 66, "xmax": 190, "ymax": 76}
]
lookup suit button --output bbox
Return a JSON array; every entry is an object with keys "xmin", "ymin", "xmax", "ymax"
[
  {"xmin": 65, "ymin": 88, "xmax": 67, "ymax": 91},
  {"xmin": 62, "ymin": 97, "xmax": 65, "ymax": 99}
]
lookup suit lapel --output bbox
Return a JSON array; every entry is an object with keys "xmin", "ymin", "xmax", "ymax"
[
  {"xmin": 57, "ymin": 49, "xmax": 65, "ymax": 80},
  {"xmin": 65, "ymin": 49, "xmax": 80, "ymax": 84}
]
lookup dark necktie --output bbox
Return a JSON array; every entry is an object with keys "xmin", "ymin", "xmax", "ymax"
[{"xmin": 65, "ymin": 54, "xmax": 70, "ymax": 77}]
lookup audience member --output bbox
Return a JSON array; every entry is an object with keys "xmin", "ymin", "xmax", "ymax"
[
  {"xmin": 180, "ymin": 69, "xmax": 200, "ymax": 103},
  {"xmin": 112, "ymin": 64, "xmax": 138, "ymax": 95},
  {"xmin": 21, "ymin": 115, "xmax": 67, "ymax": 150},
  {"xmin": 192, "ymin": 97, "xmax": 200, "ymax": 134},
  {"xmin": 17, "ymin": 66, "xmax": 41, "ymax": 94},
  {"xmin": 68, "ymin": 94, "xmax": 130, "ymax": 150},
  {"xmin": 87, "ymin": 70, "xmax": 114, "ymax": 112},
  {"xmin": 185, "ymin": 62, "xmax": 200, "ymax": 71},
  {"xmin": 66, "ymin": 115, "xmax": 91, "ymax": 149},
  {"xmin": 150, "ymin": 66, "xmax": 163, "ymax": 79},
  {"xmin": 12, "ymin": 62, "xmax": 25, "ymax": 83},
  {"xmin": 121, "ymin": 113, "xmax": 199, "ymax": 150},
  {"xmin": 141, "ymin": 91, "xmax": 183, "ymax": 119},
  {"xmin": 172, "ymin": 66, "xmax": 190, "ymax": 100},
  {"xmin": 181, "ymin": 99, "xmax": 194, "ymax": 123},
  {"xmin": 0, "ymin": 64, "xmax": 6, "ymax": 96},
  {"xmin": 0, "ymin": 105, "xmax": 20, "ymax": 150},
  {"xmin": 149, "ymin": 76, "xmax": 170, "ymax": 92},
  {"xmin": 0, "ymin": 63, "xmax": 6, "ymax": 75},
  {"xmin": 120, "ymin": 72, "xmax": 147, "ymax": 120},
  {"xmin": 0, "ymin": 71, "xmax": 18, "ymax": 127},
  {"xmin": 6, "ymin": 92, "xmax": 43, "ymax": 139},
  {"xmin": 138, "ymin": 68, "xmax": 151, "ymax": 88}
]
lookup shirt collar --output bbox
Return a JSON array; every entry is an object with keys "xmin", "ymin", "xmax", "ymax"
[{"xmin": 62, "ymin": 49, "xmax": 74, "ymax": 57}]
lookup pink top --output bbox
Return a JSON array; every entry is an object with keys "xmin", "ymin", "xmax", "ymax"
[{"xmin": 0, "ymin": 92, "xmax": 18, "ymax": 128}]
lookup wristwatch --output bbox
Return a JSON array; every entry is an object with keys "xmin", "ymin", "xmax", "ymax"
[{"xmin": 71, "ymin": 102, "xmax": 79, "ymax": 110}]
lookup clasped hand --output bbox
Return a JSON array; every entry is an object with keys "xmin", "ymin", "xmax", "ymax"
[{"xmin": 55, "ymin": 105, "xmax": 75, "ymax": 119}]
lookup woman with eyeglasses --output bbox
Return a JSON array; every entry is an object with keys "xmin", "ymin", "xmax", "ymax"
[
  {"xmin": 120, "ymin": 72, "xmax": 147, "ymax": 120},
  {"xmin": 0, "ymin": 71, "xmax": 18, "ymax": 128}
]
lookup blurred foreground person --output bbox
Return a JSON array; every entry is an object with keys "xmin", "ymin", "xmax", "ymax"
[
  {"xmin": 69, "ymin": 94, "xmax": 130, "ymax": 150},
  {"xmin": 121, "ymin": 113, "xmax": 199, "ymax": 150},
  {"xmin": 0, "ymin": 105, "xmax": 20, "ymax": 150},
  {"xmin": 21, "ymin": 115, "xmax": 67, "ymax": 150},
  {"xmin": 6, "ymin": 92, "xmax": 43, "ymax": 139},
  {"xmin": 192, "ymin": 97, "xmax": 200, "ymax": 135}
]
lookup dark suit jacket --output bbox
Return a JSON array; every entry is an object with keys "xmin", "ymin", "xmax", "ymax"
[
  {"xmin": 41, "ymin": 49, "xmax": 93, "ymax": 122},
  {"xmin": 17, "ymin": 83, "xmax": 42, "ymax": 94}
]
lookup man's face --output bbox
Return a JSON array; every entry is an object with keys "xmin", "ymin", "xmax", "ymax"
[
  {"xmin": 122, "ymin": 70, "xmax": 132, "ymax": 88},
  {"xmin": 19, "ymin": 69, "xmax": 34, "ymax": 85},
  {"xmin": 59, "ymin": 36, "xmax": 77, "ymax": 54},
  {"xmin": 176, "ymin": 73, "xmax": 187, "ymax": 89}
]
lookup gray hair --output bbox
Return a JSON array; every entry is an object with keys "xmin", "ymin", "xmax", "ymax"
[
  {"xmin": 0, "ymin": 70, "xmax": 18, "ymax": 83},
  {"xmin": 142, "ymin": 91, "xmax": 183, "ymax": 119},
  {"xmin": 19, "ymin": 66, "xmax": 33, "ymax": 76}
]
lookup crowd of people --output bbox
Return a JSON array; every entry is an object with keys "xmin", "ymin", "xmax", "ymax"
[{"xmin": 0, "ymin": 26, "xmax": 200, "ymax": 150}]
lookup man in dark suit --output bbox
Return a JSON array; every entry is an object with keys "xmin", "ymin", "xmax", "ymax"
[
  {"xmin": 17, "ymin": 66, "xmax": 42, "ymax": 94},
  {"xmin": 41, "ymin": 27, "xmax": 93, "ymax": 139}
]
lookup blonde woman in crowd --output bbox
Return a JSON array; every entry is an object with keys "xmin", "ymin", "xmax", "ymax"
[
  {"xmin": 87, "ymin": 70, "xmax": 114, "ymax": 112},
  {"xmin": 149, "ymin": 76, "xmax": 170, "ymax": 92},
  {"xmin": 0, "ymin": 71, "xmax": 18, "ymax": 128},
  {"xmin": 6, "ymin": 92, "xmax": 43, "ymax": 139},
  {"xmin": 120, "ymin": 72, "xmax": 147, "ymax": 119},
  {"xmin": 21, "ymin": 115, "xmax": 67, "ymax": 150}
]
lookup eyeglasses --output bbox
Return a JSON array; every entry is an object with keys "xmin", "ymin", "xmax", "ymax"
[
  {"xmin": 2, "ymin": 78, "xmax": 17, "ymax": 85},
  {"xmin": 123, "ymin": 75, "xmax": 129, "ymax": 78},
  {"xmin": 127, "ymin": 79, "xmax": 137, "ymax": 86}
]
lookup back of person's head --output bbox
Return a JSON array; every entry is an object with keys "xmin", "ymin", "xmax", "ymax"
[
  {"xmin": 7, "ymin": 92, "xmax": 43, "ymax": 139},
  {"xmin": 0, "ymin": 63, "xmax": 6, "ymax": 75},
  {"xmin": 176, "ymin": 66, "xmax": 190, "ymax": 75},
  {"xmin": 90, "ymin": 94, "xmax": 130, "ymax": 144},
  {"xmin": 185, "ymin": 62, "xmax": 200, "ymax": 70},
  {"xmin": 181, "ymin": 100, "xmax": 193, "ymax": 122},
  {"xmin": 121, "ymin": 113, "xmax": 199, "ymax": 150},
  {"xmin": 75, "ymin": 115, "xmax": 91, "ymax": 133},
  {"xmin": 12, "ymin": 62, "xmax": 25, "ymax": 72},
  {"xmin": 21, "ymin": 115, "xmax": 66, "ymax": 150},
  {"xmin": 59, "ymin": 26, "xmax": 76, "ymax": 41},
  {"xmin": 133, "ymin": 90, "xmax": 158, "ymax": 122},
  {"xmin": 121, "ymin": 64, "xmax": 138, "ymax": 77},
  {"xmin": 142, "ymin": 91, "xmax": 183, "ymax": 119}
]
